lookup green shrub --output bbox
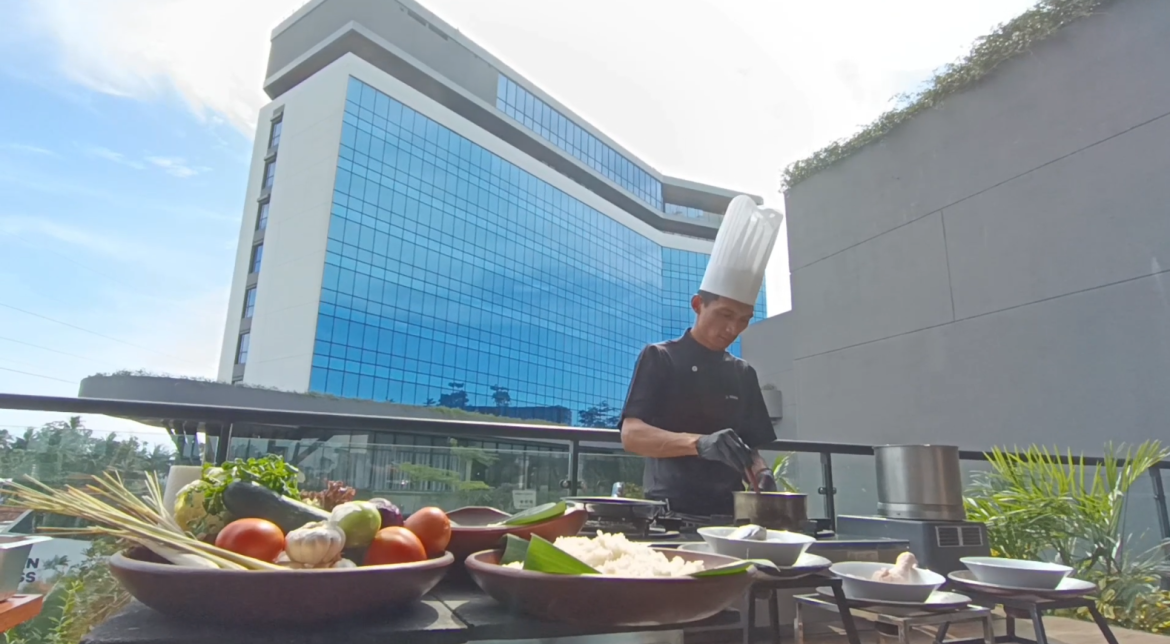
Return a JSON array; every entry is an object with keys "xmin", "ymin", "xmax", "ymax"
[
  {"xmin": 965, "ymin": 442, "xmax": 1170, "ymax": 634},
  {"xmin": 5, "ymin": 539, "xmax": 129, "ymax": 644}
]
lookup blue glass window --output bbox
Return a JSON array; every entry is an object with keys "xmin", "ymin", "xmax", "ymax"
[
  {"xmin": 250, "ymin": 243, "xmax": 263, "ymax": 274},
  {"xmin": 664, "ymin": 202, "xmax": 720, "ymax": 220},
  {"xmin": 310, "ymin": 77, "xmax": 766, "ymax": 421},
  {"xmin": 269, "ymin": 120, "xmax": 283, "ymax": 149},
  {"xmin": 257, "ymin": 202, "xmax": 269, "ymax": 231},
  {"xmin": 496, "ymin": 75, "xmax": 663, "ymax": 210},
  {"xmin": 236, "ymin": 332, "xmax": 251, "ymax": 365},
  {"xmin": 243, "ymin": 287, "xmax": 257, "ymax": 319},
  {"xmin": 263, "ymin": 160, "xmax": 276, "ymax": 189}
]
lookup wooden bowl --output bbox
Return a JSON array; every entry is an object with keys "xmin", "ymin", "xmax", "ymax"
[
  {"xmin": 109, "ymin": 548, "xmax": 453, "ymax": 625},
  {"xmin": 446, "ymin": 507, "xmax": 588, "ymax": 562},
  {"xmin": 464, "ymin": 548, "xmax": 753, "ymax": 626}
]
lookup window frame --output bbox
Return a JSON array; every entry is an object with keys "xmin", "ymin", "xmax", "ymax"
[
  {"xmin": 236, "ymin": 332, "xmax": 251, "ymax": 365},
  {"xmin": 243, "ymin": 287, "xmax": 257, "ymax": 319},
  {"xmin": 262, "ymin": 159, "xmax": 277, "ymax": 189},
  {"xmin": 269, "ymin": 119, "xmax": 283, "ymax": 149},
  {"xmin": 249, "ymin": 243, "xmax": 264, "ymax": 274},
  {"xmin": 256, "ymin": 201, "xmax": 270, "ymax": 231}
]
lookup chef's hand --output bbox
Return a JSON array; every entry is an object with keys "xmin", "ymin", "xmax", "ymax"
[
  {"xmin": 755, "ymin": 469, "xmax": 779, "ymax": 492},
  {"xmin": 696, "ymin": 429, "xmax": 754, "ymax": 473}
]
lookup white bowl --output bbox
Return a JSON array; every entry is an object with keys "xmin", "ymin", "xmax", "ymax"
[
  {"xmin": 830, "ymin": 561, "xmax": 945, "ymax": 603},
  {"xmin": 961, "ymin": 557, "xmax": 1072, "ymax": 590},
  {"xmin": 697, "ymin": 527, "xmax": 815, "ymax": 567}
]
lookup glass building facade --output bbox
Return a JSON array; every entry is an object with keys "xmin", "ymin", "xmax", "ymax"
[
  {"xmin": 496, "ymin": 76, "xmax": 663, "ymax": 210},
  {"xmin": 308, "ymin": 77, "xmax": 765, "ymax": 422}
]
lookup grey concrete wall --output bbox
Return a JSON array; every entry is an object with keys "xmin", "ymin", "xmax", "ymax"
[
  {"xmin": 745, "ymin": 0, "xmax": 1170, "ymax": 455},
  {"xmin": 742, "ymin": 312, "xmax": 798, "ymax": 438}
]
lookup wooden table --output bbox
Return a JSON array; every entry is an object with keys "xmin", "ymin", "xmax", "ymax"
[
  {"xmin": 80, "ymin": 581, "xmax": 741, "ymax": 644},
  {"xmin": 0, "ymin": 595, "xmax": 45, "ymax": 633}
]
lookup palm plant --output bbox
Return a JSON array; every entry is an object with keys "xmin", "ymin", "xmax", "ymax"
[
  {"xmin": 964, "ymin": 441, "xmax": 1170, "ymax": 633},
  {"xmin": 771, "ymin": 452, "xmax": 799, "ymax": 492}
]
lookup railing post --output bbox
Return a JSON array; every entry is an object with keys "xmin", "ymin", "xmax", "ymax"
[
  {"xmin": 1152, "ymin": 467, "xmax": 1170, "ymax": 540},
  {"xmin": 819, "ymin": 452, "xmax": 837, "ymax": 531},
  {"xmin": 214, "ymin": 423, "xmax": 233, "ymax": 465},
  {"xmin": 1149, "ymin": 467, "xmax": 1170, "ymax": 591},
  {"xmin": 568, "ymin": 440, "xmax": 580, "ymax": 496}
]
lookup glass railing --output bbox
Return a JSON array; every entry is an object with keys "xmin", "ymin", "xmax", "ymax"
[{"xmin": 2, "ymin": 395, "xmax": 1169, "ymax": 642}]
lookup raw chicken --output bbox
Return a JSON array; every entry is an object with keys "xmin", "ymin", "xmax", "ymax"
[
  {"xmin": 728, "ymin": 524, "xmax": 768, "ymax": 541},
  {"xmin": 871, "ymin": 552, "xmax": 921, "ymax": 583}
]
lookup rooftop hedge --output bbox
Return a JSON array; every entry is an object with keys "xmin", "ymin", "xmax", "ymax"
[{"xmin": 781, "ymin": 0, "xmax": 1116, "ymax": 191}]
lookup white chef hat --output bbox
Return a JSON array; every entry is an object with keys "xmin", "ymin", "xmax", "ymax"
[{"xmin": 699, "ymin": 195, "xmax": 784, "ymax": 306}]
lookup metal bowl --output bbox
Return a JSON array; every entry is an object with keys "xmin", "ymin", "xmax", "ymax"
[
  {"xmin": 830, "ymin": 561, "xmax": 945, "ymax": 603},
  {"xmin": 563, "ymin": 497, "xmax": 666, "ymax": 521}
]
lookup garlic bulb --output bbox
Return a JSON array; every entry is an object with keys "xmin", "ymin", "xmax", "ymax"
[
  {"xmin": 285, "ymin": 521, "xmax": 346, "ymax": 565},
  {"xmin": 332, "ymin": 558, "xmax": 357, "ymax": 569}
]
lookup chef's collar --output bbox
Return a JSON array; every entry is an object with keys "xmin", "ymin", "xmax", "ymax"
[{"xmin": 681, "ymin": 329, "xmax": 725, "ymax": 359}]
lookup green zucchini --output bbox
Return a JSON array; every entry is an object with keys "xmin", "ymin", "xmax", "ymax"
[{"xmin": 222, "ymin": 481, "xmax": 329, "ymax": 533}]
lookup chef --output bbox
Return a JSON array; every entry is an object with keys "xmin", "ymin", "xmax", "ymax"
[{"xmin": 620, "ymin": 196, "xmax": 784, "ymax": 517}]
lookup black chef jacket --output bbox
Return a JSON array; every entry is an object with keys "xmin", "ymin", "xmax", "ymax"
[{"xmin": 620, "ymin": 330, "xmax": 776, "ymax": 516}]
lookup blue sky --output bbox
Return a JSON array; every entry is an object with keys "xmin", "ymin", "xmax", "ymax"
[{"xmin": 0, "ymin": 0, "xmax": 1035, "ymax": 443}]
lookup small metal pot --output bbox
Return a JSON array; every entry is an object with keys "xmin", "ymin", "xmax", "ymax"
[{"xmin": 732, "ymin": 492, "xmax": 808, "ymax": 531}]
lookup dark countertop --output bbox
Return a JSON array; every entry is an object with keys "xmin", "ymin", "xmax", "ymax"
[{"xmin": 81, "ymin": 579, "xmax": 741, "ymax": 644}]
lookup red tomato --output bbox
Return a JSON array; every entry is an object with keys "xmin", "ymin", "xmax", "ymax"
[
  {"xmin": 215, "ymin": 518, "xmax": 285, "ymax": 563},
  {"xmin": 365, "ymin": 527, "xmax": 427, "ymax": 566},
  {"xmin": 404, "ymin": 507, "xmax": 451, "ymax": 557}
]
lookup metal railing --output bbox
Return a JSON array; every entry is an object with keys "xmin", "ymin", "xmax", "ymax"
[{"xmin": 1, "ymin": 392, "xmax": 1167, "ymax": 543}]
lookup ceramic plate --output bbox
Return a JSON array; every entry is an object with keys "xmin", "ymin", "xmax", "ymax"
[
  {"xmin": 678, "ymin": 543, "xmax": 831, "ymax": 578},
  {"xmin": 817, "ymin": 586, "xmax": 971, "ymax": 611},
  {"xmin": 948, "ymin": 570, "xmax": 1097, "ymax": 598}
]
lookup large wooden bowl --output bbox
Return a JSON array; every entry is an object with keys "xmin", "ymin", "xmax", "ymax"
[
  {"xmin": 464, "ymin": 548, "xmax": 753, "ymax": 626},
  {"xmin": 109, "ymin": 548, "xmax": 453, "ymax": 625},
  {"xmin": 446, "ymin": 507, "xmax": 588, "ymax": 562}
]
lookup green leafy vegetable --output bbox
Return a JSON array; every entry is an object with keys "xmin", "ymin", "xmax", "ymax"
[
  {"xmin": 499, "ymin": 534, "xmax": 530, "ymax": 566},
  {"xmin": 498, "ymin": 501, "xmax": 567, "ymax": 526},
  {"xmin": 523, "ymin": 535, "xmax": 598, "ymax": 575},
  {"xmin": 200, "ymin": 455, "xmax": 301, "ymax": 518},
  {"xmin": 690, "ymin": 560, "xmax": 759, "ymax": 577}
]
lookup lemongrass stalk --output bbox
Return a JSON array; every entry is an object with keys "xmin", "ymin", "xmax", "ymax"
[{"xmin": 6, "ymin": 476, "xmax": 281, "ymax": 571}]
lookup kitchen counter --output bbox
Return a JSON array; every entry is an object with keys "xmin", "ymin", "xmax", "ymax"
[{"xmin": 80, "ymin": 579, "xmax": 742, "ymax": 644}]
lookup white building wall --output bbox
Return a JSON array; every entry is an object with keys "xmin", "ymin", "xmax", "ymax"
[
  {"xmin": 217, "ymin": 105, "xmax": 279, "ymax": 381},
  {"xmin": 223, "ymin": 52, "xmax": 714, "ymax": 390}
]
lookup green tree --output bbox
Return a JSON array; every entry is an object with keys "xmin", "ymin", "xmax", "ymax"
[
  {"xmin": 490, "ymin": 385, "xmax": 510, "ymax": 410},
  {"xmin": 0, "ymin": 416, "xmax": 174, "ymax": 489},
  {"xmin": 578, "ymin": 401, "xmax": 620, "ymax": 429},
  {"xmin": 438, "ymin": 382, "xmax": 468, "ymax": 409}
]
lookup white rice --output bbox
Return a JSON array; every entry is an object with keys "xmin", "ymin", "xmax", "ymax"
[{"xmin": 504, "ymin": 531, "xmax": 706, "ymax": 577}]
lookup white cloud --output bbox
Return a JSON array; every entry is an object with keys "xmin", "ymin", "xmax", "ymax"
[
  {"xmin": 84, "ymin": 146, "xmax": 211, "ymax": 178},
  {"xmin": 86, "ymin": 145, "xmax": 146, "ymax": 170},
  {"xmin": 0, "ymin": 215, "xmax": 133, "ymax": 258},
  {"xmin": 20, "ymin": 0, "xmax": 302, "ymax": 134},
  {"xmin": 1, "ymin": 143, "xmax": 55, "ymax": 156},
  {"xmin": 146, "ymin": 156, "xmax": 210, "ymax": 179},
  {"xmin": 16, "ymin": 0, "xmax": 1037, "ymax": 317}
]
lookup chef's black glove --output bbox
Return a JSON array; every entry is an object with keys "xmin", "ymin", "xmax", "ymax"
[
  {"xmin": 696, "ymin": 428, "xmax": 754, "ymax": 474},
  {"xmin": 756, "ymin": 469, "xmax": 779, "ymax": 492}
]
